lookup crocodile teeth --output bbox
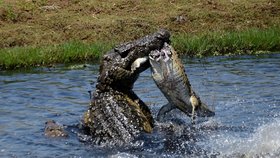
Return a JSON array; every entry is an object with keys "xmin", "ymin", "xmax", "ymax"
[
  {"xmin": 149, "ymin": 50, "xmax": 161, "ymax": 61},
  {"xmin": 131, "ymin": 57, "xmax": 148, "ymax": 72}
]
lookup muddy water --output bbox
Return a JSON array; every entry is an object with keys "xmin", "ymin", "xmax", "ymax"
[{"xmin": 0, "ymin": 54, "xmax": 280, "ymax": 157}]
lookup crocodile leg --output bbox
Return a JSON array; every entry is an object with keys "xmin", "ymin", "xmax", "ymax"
[
  {"xmin": 191, "ymin": 106, "xmax": 196, "ymax": 124},
  {"xmin": 110, "ymin": 67, "xmax": 134, "ymax": 80},
  {"xmin": 190, "ymin": 95, "xmax": 199, "ymax": 124},
  {"xmin": 157, "ymin": 103, "xmax": 175, "ymax": 121}
]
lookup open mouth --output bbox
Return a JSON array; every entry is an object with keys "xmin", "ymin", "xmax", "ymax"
[
  {"xmin": 149, "ymin": 50, "xmax": 161, "ymax": 61},
  {"xmin": 130, "ymin": 43, "xmax": 174, "ymax": 73},
  {"xmin": 149, "ymin": 43, "xmax": 172, "ymax": 62},
  {"xmin": 131, "ymin": 56, "xmax": 149, "ymax": 72}
]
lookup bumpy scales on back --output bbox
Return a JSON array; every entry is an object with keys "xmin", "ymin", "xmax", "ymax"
[{"xmin": 83, "ymin": 30, "xmax": 170, "ymax": 146}]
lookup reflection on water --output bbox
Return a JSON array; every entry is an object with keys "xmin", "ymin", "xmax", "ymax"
[{"xmin": 0, "ymin": 54, "xmax": 280, "ymax": 157}]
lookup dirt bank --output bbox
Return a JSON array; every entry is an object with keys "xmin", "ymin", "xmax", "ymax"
[{"xmin": 0, "ymin": 0, "xmax": 279, "ymax": 48}]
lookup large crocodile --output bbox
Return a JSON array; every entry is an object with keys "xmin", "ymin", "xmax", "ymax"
[
  {"xmin": 83, "ymin": 29, "xmax": 170, "ymax": 146},
  {"xmin": 149, "ymin": 43, "xmax": 215, "ymax": 122}
]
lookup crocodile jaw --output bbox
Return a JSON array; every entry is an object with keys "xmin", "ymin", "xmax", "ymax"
[
  {"xmin": 149, "ymin": 48, "xmax": 173, "ymax": 82},
  {"xmin": 149, "ymin": 50, "xmax": 164, "ymax": 81},
  {"xmin": 131, "ymin": 57, "xmax": 149, "ymax": 72}
]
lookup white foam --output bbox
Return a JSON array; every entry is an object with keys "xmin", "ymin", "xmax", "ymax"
[
  {"xmin": 246, "ymin": 119, "xmax": 280, "ymax": 156},
  {"xmin": 110, "ymin": 152, "xmax": 138, "ymax": 158},
  {"xmin": 209, "ymin": 119, "xmax": 280, "ymax": 157}
]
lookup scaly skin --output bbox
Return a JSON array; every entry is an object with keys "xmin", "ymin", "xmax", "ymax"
[
  {"xmin": 149, "ymin": 43, "xmax": 215, "ymax": 122},
  {"xmin": 83, "ymin": 29, "xmax": 170, "ymax": 146}
]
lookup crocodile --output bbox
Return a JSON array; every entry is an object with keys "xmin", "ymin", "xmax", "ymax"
[
  {"xmin": 83, "ymin": 29, "xmax": 171, "ymax": 146},
  {"xmin": 149, "ymin": 43, "xmax": 215, "ymax": 122}
]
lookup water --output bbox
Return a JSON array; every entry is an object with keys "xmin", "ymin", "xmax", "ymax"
[{"xmin": 0, "ymin": 54, "xmax": 280, "ymax": 157}]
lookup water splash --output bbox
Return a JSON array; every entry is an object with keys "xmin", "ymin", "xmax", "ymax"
[
  {"xmin": 210, "ymin": 118, "xmax": 280, "ymax": 157},
  {"xmin": 110, "ymin": 152, "xmax": 138, "ymax": 158}
]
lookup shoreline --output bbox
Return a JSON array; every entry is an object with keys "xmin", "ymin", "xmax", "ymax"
[{"xmin": 0, "ymin": 27, "xmax": 279, "ymax": 70}]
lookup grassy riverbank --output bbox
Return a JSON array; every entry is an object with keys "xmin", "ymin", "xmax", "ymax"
[
  {"xmin": 1, "ymin": 27, "xmax": 279, "ymax": 70},
  {"xmin": 0, "ymin": 41, "xmax": 113, "ymax": 69},
  {"xmin": 172, "ymin": 27, "xmax": 280, "ymax": 57},
  {"xmin": 0, "ymin": 0, "xmax": 280, "ymax": 70}
]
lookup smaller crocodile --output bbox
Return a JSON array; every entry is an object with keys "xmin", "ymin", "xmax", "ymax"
[{"xmin": 149, "ymin": 43, "xmax": 215, "ymax": 122}]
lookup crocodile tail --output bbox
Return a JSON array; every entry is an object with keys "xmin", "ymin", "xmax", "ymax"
[{"xmin": 197, "ymin": 102, "xmax": 215, "ymax": 117}]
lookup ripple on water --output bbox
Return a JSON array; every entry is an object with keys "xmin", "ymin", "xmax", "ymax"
[{"xmin": 0, "ymin": 54, "xmax": 280, "ymax": 157}]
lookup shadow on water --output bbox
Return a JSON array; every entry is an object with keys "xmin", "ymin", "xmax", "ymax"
[{"xmin": 0, "ymin": 53, "xmax": 280, "ymax": 157}]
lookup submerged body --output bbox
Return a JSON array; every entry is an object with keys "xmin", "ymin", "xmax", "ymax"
[{"xmin": 149, "ymin": 43, "xmax": 215, "ymax": 122}]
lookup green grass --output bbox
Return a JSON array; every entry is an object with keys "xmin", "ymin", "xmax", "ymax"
[
  {"xmin": 172, "ymin": 27, "xmax": 280, "ymax": 57},
  {"xmin": 0, "ymin": 41, "xmax": 114, "ymax": 70},
  {"xmin": 1, "ymin": 27, "xmax": 279, "ymax": 70}
]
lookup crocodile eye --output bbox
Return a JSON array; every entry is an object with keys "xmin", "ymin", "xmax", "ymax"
[{"xmin": 103, "ymin": 55, "xmax": 112, "ymax": 61}]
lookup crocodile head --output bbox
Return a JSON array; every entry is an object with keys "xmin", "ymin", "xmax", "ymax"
[
  {"xmin": 149, "ymin": 43, "xmax": 215, "ymax": 120},
  {"xmin": 96, "ymin": 29, "xmax": 171, "ymax": 92}
]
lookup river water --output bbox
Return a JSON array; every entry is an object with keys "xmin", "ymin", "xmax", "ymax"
[{"xmin": 0, "ymin": 54, "xmax": 280, "ymax": 157}]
